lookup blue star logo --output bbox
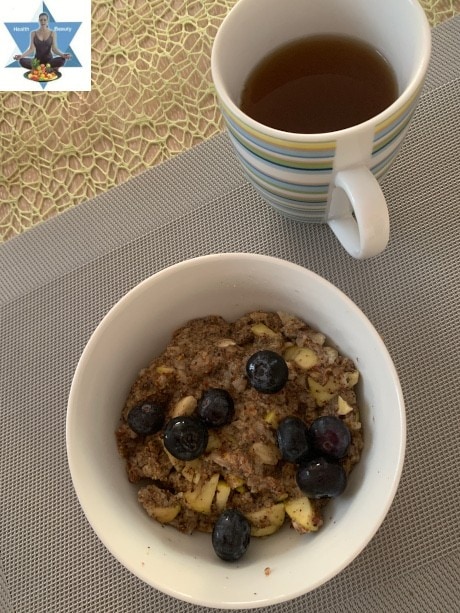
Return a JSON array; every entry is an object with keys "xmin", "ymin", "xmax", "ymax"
[{"xmin": 5, "ymin": 2, "xmax": 82, "ymax": 88}]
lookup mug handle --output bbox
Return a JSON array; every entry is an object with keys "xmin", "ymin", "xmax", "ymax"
[{"xmin": 327, "ymin": 167, "xmax": 390, "ymax": 259}]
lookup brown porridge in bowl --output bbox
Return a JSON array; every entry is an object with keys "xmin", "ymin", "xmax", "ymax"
[{"xmin": 116, "ymin": 311, "xmax": 363, "ymax": 560}]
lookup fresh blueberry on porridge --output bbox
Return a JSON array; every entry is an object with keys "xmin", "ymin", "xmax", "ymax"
[
  {"xmin": 276, "ymin": 416, "xmax": 311, "ymax": 464},
  {"xmin": 309, "ymin": 415, "xmax": 352, "ymax": 460},
  {"xmin": 116, "ymin": 311, "xmax": 363, "ymax": 560},
  {"xmin": 246, "ymin": 350, "xmax": 289, "ymax": 393},
  {"xmin": 127, "ymin": 402, "xmax": 165, "ymax": 436},
  {"xmin": 296, "ymin": 457, "xmax": 348, "ymax": 499},
  {"xmin": 212, "ymin": 509, "xmax": 251, "ymax": 561},
  {"xmin": 197, "ymin": 388, "xmax": 235, "ymax": 428},
  {"xmin": 163, "ymin": 416, "xmax": 209, "ymax": 461}
]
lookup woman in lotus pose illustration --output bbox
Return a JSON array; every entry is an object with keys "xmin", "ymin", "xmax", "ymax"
[{"xmin": 13, "ymin": 13, "xmax": 70, "ymax": 71}]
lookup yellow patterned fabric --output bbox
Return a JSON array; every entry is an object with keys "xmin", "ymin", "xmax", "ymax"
[{"xmin": 0, "ymin": 0, "xmax": 458, "ymax": 242}]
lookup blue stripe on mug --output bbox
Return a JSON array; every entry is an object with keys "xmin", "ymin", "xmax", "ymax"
[
  {"xmin": 373, "ymin": 85, "xmax": 422, "ymax": 148},
  {"xmin": 371, "ymin": 151, "xmax": 400, "ymax": 178},
  {"xmin": 252, "ymin": 183, "xmax": 328, "ymax": 220},
  {"xmin": 229, "ymin": 132, "xmax": 333, "ymax": 177},
  {"xmin": 373, "ymin": 105, "xmax": 413, "ymax": 143},
  {"xmin": 243, "ymin": 162, "xmax": 330, "ymax": 200},
  {"xmin": 226, "ymin": 121, "xmax": 335, "ymax": 168},
  {"xmin": 372, "ymin": 113, "xmax": 414, "ymax": 156},
  {"xmin": 220, "ymin": 98, "xmax": 337, "ymax": 159}
]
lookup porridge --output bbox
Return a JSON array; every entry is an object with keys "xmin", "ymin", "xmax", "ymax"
[{"xmin": 116, "ymin": 311, "xmax": 363, "ymax": 560}]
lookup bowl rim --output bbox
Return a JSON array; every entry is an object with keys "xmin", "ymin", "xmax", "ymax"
[{"xmin": 66, "ymin": 253, "xmax": 406, "ymax": 608}]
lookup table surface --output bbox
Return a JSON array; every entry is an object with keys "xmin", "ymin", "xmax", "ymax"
[
  {"xmin": 1, "ymin": 10, "xmax": 459, "ymax": 612},
  {"xmin": 0, "ymin": 0, "xmax": 459, "ymax": 243}
]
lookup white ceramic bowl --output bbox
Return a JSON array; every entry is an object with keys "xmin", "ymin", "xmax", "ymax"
[{"xmin": 66, "ymin": 253, "xmax": 405, "ymax": 609}]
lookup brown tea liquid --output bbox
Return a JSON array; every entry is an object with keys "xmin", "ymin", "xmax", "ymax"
[{"xmin": 240, "ymin": 35, "xmax": 398, "ymax": 133}]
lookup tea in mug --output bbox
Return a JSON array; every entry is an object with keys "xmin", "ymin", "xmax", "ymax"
[{"xmin": 240, "ymin": 35, "xmax": 398, "ymax": 133}]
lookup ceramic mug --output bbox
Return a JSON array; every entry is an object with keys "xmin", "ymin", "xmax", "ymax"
[{"xmin": 211, "ymin": 0, "xmax": 431, "ymax": 259}]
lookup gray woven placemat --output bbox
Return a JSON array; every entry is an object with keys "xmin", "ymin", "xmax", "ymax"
[{"xmin": 1, "ymin": 16, "xmax": 459, "ymax": 613}]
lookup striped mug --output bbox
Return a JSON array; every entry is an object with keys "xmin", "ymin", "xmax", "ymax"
[{"xmin": 211, "ymin": 0, "xmax": 431, "ymax": 259}]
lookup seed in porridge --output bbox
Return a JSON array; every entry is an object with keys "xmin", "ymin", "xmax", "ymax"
[
  {"xmin": 297, "ymin": 457, "xmax": 347, "ymax": 499},
  {"xmin": 309, "ymin": 416, "xmax": 351, "ymax": 460},
  {"xmin": 127, "ymin": 402, "xmax": 165, "ymax": 436},
  {"xmin": 276, "ymin": 416, "xmax": 311, "ymax": 464},
  {"xmin": 197, "ymin": 388, "xmax": 235, "ymax": 428},
  {"xmin": 163, "ymin": 416, "xmax": 209, "ymax": 461},
  {"xmin": 212, "ymin": 509, "xmax": 251, "ymax": 562},
  {"xmin": 246, "ymin": 350, "xmax": 289, "ymax": 393}
]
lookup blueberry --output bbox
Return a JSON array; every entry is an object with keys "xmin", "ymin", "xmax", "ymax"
[
  {"xmin": 163, "ymin": 416, "xmax": 208, "ymax": 461},
  {"xmin": 246, "ymin": 350, "xmax": 289, "ymax": 394},
  {"xmin": 212, "ymin": 509, "xmax": 251, "ymax": 562},
  {"xmin": 197, "ymin": 388, "xmax": 235, "ymax": 428},
  {"xmin": 296, "ymin": 457, "xmax": 347, "ymax": 498},
  {"xmin": 309, "ymin": 416, "xmax": 351, "ymax": 459},
  {"xmin": 127, "ymin": 402, "xmax": 165, "ymax": 436},
  {"xmin": 276, "ymin": 416, "xmax": 311, "ymax": 463}
]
